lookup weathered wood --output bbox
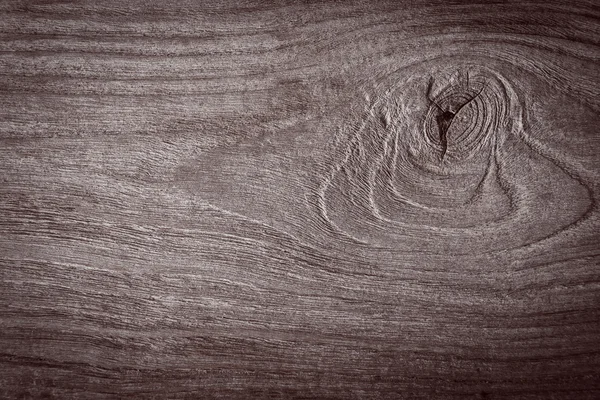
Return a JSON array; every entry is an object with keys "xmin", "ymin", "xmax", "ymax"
[{"xmin": 1, "ymin": 1, "xmax": 599, "ymax": 398}]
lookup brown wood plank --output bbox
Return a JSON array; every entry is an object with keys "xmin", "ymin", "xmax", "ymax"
[{"xmin": 1, "ymin": 1, "xmax": 599, "ymax": 398}]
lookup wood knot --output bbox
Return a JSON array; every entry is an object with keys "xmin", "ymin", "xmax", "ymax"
[{"xmin": 424, "ymin": 73, "xmax": 494, "ymax": 161}]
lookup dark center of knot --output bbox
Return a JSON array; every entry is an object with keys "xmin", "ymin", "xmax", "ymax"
[{"xmin": 426, "ymin": 76, "xmax": 487, "ymax": 160}]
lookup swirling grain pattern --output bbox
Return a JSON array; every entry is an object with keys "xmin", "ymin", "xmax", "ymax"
[{"xmin": 1, "ymin": 1, "xmax": 599, "ymax": 399}]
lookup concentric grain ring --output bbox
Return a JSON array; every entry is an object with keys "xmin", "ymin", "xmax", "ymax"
[{"xmin": 318, "ymin": 59, "xmax": 591, "ymax": 255}]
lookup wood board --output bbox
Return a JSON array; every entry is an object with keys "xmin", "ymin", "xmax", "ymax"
[{"xmin": 1, "ymin": 1, "xmax": 599, "ymax": 398}]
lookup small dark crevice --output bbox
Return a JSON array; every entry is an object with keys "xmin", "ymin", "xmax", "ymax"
[
  {"xmin": 427, "ymin": 77, "xmax": 455, "ymax": 160},
  {"xmin": 379, "ymin": 113, "xmax": 388, "ymax": 128},
  {"xmin": 436, "ymin": 110, "xmax": 455, "ymax": 159}
]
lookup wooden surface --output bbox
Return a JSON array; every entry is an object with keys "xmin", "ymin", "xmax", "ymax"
[{"xmin": 1, "ymin": 1, "xmax": 599, "ymax": 398}]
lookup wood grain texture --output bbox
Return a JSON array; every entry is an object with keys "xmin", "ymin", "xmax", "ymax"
[{"xmin": 1, "ymin": 0, "xmax": 599, "ymax": 399}]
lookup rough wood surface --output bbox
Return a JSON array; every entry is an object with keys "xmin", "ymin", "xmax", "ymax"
[{"xmin": 1, "ymin": 1, "xmax": 599, "ymax": 399}]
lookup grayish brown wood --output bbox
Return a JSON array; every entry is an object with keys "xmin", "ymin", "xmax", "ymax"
[{"xmin": 1, "ymin": 0, "xmax": 599, "ymax": 398}]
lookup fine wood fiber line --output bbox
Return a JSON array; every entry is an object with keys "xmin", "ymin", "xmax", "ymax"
[{"xmin": 0, "ymin": 1, "xmax": 599, "ymax": 399}]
